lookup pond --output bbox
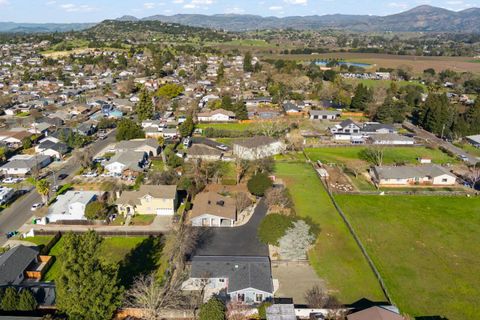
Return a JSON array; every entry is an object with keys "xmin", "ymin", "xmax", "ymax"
[{"xmin": 314, "ymin": 60, "xmax": 372, "ymax": 68}]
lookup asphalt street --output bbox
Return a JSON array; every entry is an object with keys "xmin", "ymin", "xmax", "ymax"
[{"xmin": 0, "ymin": 129, "xmax": 117, "ymax": 246}]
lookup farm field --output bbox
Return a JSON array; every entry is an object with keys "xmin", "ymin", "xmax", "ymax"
[
  {"xmin": 275, "ymin": 161, "xmax": 385, "ymax": 303},
  {"xmin": 305, "ymin": 146, "xmax": 457, "ymax": 167},
  {"xmin": 336, "ymin": 195, "xmax": 480, "ymax": 319},
  {"xmin": 261, "ymin": 52, "xmax": 480, "ymax": 73}
]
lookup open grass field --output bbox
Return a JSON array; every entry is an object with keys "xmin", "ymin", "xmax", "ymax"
[
  {"xmin": 260, "ymin": 52, "xmax": 480, "ymax": 73},
  {"xmin": 343, "ymin": 79, "xmax": 427, "ymax": 91},
  {"xmin": 43, "ymin": 236, "xmax": 163, "ymax": 286},
  {"xmin": 305, "ymin": 146, "xmax": 457, "ymax": 167},
  {"xmin": 275, "ymin": 161, "xmax": 385, "ymax": 303},
  {"xmin": 196, "ymin": 122, "xmax": 253, "ymax": 131},
  {"xmin": 335, "ymin": 195, "xmax": 480, "ymax": 319}
]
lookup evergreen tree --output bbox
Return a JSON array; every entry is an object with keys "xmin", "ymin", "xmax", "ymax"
[
  {"xmin": 17, "ymin": 289, "xmax": 38, "ymax": 311},
  {"xmin": 56, "ymin": 231, "xmax": 123, "ymax": 320},
  {"xmin": 422, "ymin": 94, "xmax": 454, "ymax": 137},
  {"xmin": 466, "ymin": 99, "xmax": 480, "ymax": 134},
  {"xmin": 217, "ymin": 62, "xmax": 224, "ymax": 82},
  {"xmin": 350, "ymin": 84, "xmax": 373, "ymax": 111},
  {"xmin": 1, "ymin": 287, "xmax": 19, "ymax": 311},
  {"xmin": 243, "ymin": 52, "xmax": 253, "ymax": 72},
  {"xmin": 116, "ymin": 118, "xmax": 145, "ymax": 141},
  {"xmin": 179, "ymin": 116, "xmax": 194, "ymax": 137},
  {"xmin": 136, "ymin": 88, "xmax": 154, "ymax": 121},
  {"xmin": 199, "ymin": 297, "xmax": 225, "ymax": 320}
]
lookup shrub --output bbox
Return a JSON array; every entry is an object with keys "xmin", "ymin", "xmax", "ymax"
[
  {"xmin": 258, "ymin": 214, "xmax": 295, "ymax": 246},
  {"xmin": 84, "ymin": 200, "xmax": 108, "ymax": 220},
  {"xmin": 17, "ymin": 289, "xmax": 38, "ymax": 311},
  {"xmin": 247, "ymin": 173, "xmax": 272, "ymax": 197},
  {"xmin": 257, "ymin": 301, "xmax": 273, "ymax": 319},
  {"xmin": 199, "ymin": 297, "xmax": 225, "ymax": 320},
  {"xmin": 1, "ymin": 287, "xmax": 19, "ymax": 311}
]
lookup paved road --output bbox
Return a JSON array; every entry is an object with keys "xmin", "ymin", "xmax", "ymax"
[
  {"xmin": 193, "ymin": 198, "xmax": 269, "ymax": 257},
  {"xmin": 403, "ymin": 121, "xmax": 479, "ymax": 165},
  {"xmin": 0, "ymin": 130, "xmax": 117, "ymax": 246}
]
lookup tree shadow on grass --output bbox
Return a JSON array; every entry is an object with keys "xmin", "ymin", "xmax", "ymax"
[{"xmin": 118, "ymin": 236, "xmax": 164, "ymax": 288}]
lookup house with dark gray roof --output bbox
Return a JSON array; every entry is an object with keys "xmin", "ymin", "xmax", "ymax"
[
  {"xmin": 35, "ymin": 140, "xmax": 70, "ymax": 159},
  {"xmin": 0, "ymin": 245, "xmax": 39, "ymax": 286},
  {"xmin": 309, "ymin": 110, "xmax": 341, "ymax": 120},
  {"xmin": 183, "ymin": 256, "xmax": 274, "ymax": 304}
]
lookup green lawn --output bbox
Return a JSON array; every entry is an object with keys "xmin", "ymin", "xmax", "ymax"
[
  {"xmin": 43, "ymin": 236, "xmax": 161, "ymax": 284},
  {"xmin": 196, "ymin": 122, "xmax": 252, "ymax": 131},
  {"xmin": 344, "ymin": 79, "xmax": 427, "ymax": 91},
  {"xmin": 305, "ymin": 146, "xmax": 457, "ymax": 167},
  {"xmin": 150, "ymin": 159, "xmax": 167, "ymax": 171},
  {"xmin": 131, "ymin": 215, "xmax": 156, "ymax": 225},
  {"xmin": 275, "ymin": 161, "xmax": 385, "ymax": 303},
  {"xmin": 23, "ymin": 236, "xmax": 54, "ymax": 247},
  {"xmin": 335, "ymin": 195, "xmax": 480, "ymax": 319}
]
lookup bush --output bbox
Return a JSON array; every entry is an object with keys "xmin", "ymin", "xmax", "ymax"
[
  {"xmin": 84, "ymin": 200, "xmax": 108, "ymax": 220},
  {"xmin": 247, "ymin": 173, "xmax": 272, "ymax": 197},
  {"xmin": 1, "ymin": 287, "xmax": 19, "ymax": 311},
  {"xmin": 257, "ymin": 302, "xmax": 273, "ymax": 319},
  {"xmin": 17, "ymin": 289, "xmax": 38, "ymax": 311},
  {"xmin": 258, "ymin": 214, "xmax": 295, "ymax": 246},
  {"xmin": 199, "ymin": 297, "xmax": 225, "ymax": 320}
]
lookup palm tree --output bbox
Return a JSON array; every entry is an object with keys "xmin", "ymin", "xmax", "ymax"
[{"xmin": 36, "ymin": 179, "xmax": 50, "ymax": 203}]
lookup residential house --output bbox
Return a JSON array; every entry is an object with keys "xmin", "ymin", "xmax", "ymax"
[
  {"xmin": 0, "ymin": 245, "xmax": 42, "ymax": 285},
  {"xmin": 0, "ymin": 154, "xmax": 51, "ymax": 176},
  {"xmin": 347, "ymin": 306, "xmax": 404, "ymax": 320},
  {"xmin": 0, "ymin": 130, "xmax": 33, "ymax": 148},
  {"xmin": 113, "ymin": 139, "xmax": 161, "ymax": 157},
  {"xmin": 309, "ymin": 110, "xmax": 341, "ymax": 120},
  {"xmin": 75, "ymin": 123, "xmax": 97, "ymax": 136},
  {"xmin": 466, "ymin": 134, "xmax": 480, "ymax": 148},
  {"xmin": 197, "ymin": 108, "xmax": 236, "ymax": 122},
  {"xmin": 282, "ymin": 102, "xmax": 300, "ymax": 114},
  {"xmin": 233, "ymin": 136, "xmax": 286, "ymax": 160},
  {"xmin": 245, "ymin": 97, "xmax": 272, "ymax": 108},
  {"xmin": 371, "ymin": 165, "xmax": 456, "ymax": 186},
  {"xmin": 329, "ymin": 119, "xmax": 363, "ymax": 142},
  {"xmin": 104, "ymin": 151, "xmax": 148, "ymax": 177},
  {"xmin": 186, "ymin": 145, "xmax": 223, "ymax": 161},
  {"xmin": 184, "ymin": 256, "xmax": 274, "ymax": 304},
  {"xmin": 116, "ymin": 185, "xmax": 178, "ymax": 216},
  {"xmin": 369, "ymin": 133, "xmax": 415, "ymax": 145},
  {"xmin": 35, "ymin": 140, "xmax": 69, "ymax": 160},
  {"xmin": 189, "ymin": 192, "xmax": 236, "ymax": 227},
  {"xmin": 361, "ymin": 122, "xmax": 396, "ymax": 135},
  {"xmin": 46, "ymin": 191, "xmax": 99, "ymax": 222}
]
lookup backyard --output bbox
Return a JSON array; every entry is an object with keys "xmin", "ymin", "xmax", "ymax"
[
  {"xmin": 274, "ymin": 161, "xmax": 385, "ymax": 303},
  {"xmin": 335, "ymin": 194, "xmax": 480, "ymax": 319},
  {"xmin": 305, "ymin": 146, "xmax": 457, "ymax": 167},
  {"xmin": 37, "ymin": 235, "xmax": 165, "ymax": 286}
]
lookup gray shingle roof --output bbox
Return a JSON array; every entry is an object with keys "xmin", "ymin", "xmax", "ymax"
[
  {"xmin": 191, "ymin": 256, "xmax": 273, "ymax": 293},
  {"xmin": 234, "ymin": 136, "xmax": 278, "ymax": 149},
  {"xmin": 0, "ymin": 245, "xmax": 38, "ymax": 285},
  {"xmin": 373, "ymin": 165, "xmax": 455, "ymax": 180}
]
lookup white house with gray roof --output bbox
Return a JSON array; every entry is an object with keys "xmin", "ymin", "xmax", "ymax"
[
  {"xmin": 46, "ymin": 191, "xmax": 99, "ymax": 222},
  {"xmin": 183, "ymin": 256, "xmax": 274, "ymax": 304},
  {"xmin": 233, "ymin": 136, "xmax": 286, "ymax": 160},
  {"xmin": 371, "ymin": 165, "xmax": 456, "ymax": 186},
  {"xmin": 104, "ymin": 151, "xmax": 148, "ymax": 176}
]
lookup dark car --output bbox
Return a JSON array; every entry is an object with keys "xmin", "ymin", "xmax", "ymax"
[
  {"xmin": 58, "ymin": 173, "xmax": 68, "ymax": 180},
  {"xmin": 5, "ymin": 231, "xmax": 18, "ymax": 239}
]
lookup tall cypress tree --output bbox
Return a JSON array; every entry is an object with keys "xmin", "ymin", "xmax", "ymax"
[
  {"xmin": 17, "ymin": 289, "xmax": 37, "ymax": 311},
  {"xmin": 1, "ymin": 287, "xmax": 19, "ymax": 311},
  {"xmin": 136, "ymin": 88, "xmax": 154, "ymax": 121}
]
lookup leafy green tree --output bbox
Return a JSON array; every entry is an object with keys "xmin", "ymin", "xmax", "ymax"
[
  {"xmin": 258, "ymin": 214, "xmax": 295, "ymax": 245},
  {"xmin": 84, "ymin": 200, "xmax": 108, "ymax": 220},
  {"xmin": 22, "ymin": 137, "xmax": 32, "ymax": 149},
  {"xmin": 350, "ymin": 84, "xmax": 373, "ymax": 111},
  {"xmin": 247, "ymin": 173, "xmax": 272, "ymax": 197},
  {"xmin": 17, "ymin": 289, "xmax": 38, "ymax": 311},
  {"xmin": 116, "ymin": 118, "xmax": 145, "ymax": 141},
  {"xmin": 36, "ymin": 179, "xmax": 51, "ymax": 203},
  {"xmin": 56, "ymin": 231, "xmax": 123, "ymax": 320},
  {"xmin": 243, "ymin": 52, "xmax": 253, "ymax": 72},
  {"xmin": 156, "ymin": 83, "xmax": 184, "ymax": 100},
  {"xmin": 179, "ymin": 116, "xmax": 194, "ymax": 137},
  {"xmin": 466, "ymin": 99, "xmax": 480, "ymax": 134},
  {"xmin": 136, "ymin": 88, "xmax": 154, "ymax": 121},
  {"xmin": 1, "ymin": 287, "xmax": 19, "ymax": 311},
  {"xmin": 199, "ymin": 297, "xmax": 225, "ymax": 320}
]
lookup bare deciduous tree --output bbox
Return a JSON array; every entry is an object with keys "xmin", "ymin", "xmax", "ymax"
[
  {"xmin": 304, "ymin": 285, "xmax": 330, "ymax": 308},
  {"xmin": 235, "ymin": 158, "xmax": 250, "ymax": 184},
  {"xmin": 226, "ymin": 301, "xmax": 250, "ymax": 320},
  {"xmin": 73, "ymin": 146, "xmax": 94, "ymax": 169},
  {"xmin": 265, "ymin": 187, "xmax": 293, "ymax": 211},
  {"xmin": 466, "ymin": 164, "xmax": 480, "ymax": 189},
  {"xmin": 360, "ymin": 146, "xmax": 385, "ymax": 166},
  {"xmin": 235, "ymin": 192, "xmax": 253, "ymax": 212}
]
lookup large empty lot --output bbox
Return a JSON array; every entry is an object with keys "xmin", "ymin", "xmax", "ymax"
[
  {"xmin": 275, "ymin": 161, "xmax": 385, "ymax": 303},
  {"xmin": 336, "ymin": 195, "xmax": 480, "ymax": 319}
]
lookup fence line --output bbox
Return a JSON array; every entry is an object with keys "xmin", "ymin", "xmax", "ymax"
[
  {"xmin": 303, "ymin": 151, "xmax": 393, "ymax": 305},
  {"xmin": 33, "ymin": 230, "xmax": 165, "ymax": 237}
]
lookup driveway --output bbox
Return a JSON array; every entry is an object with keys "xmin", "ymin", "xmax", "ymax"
[
  {"xmin": 193, "ymin": 198, "xmax": 268, "ymax": 257},
  {"xmin": 191, "ymin": 137, "xmax": 230, "ymax": 151}
]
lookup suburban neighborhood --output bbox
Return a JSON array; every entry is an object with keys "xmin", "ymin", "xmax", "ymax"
[{"xmin": 0, "ymin": 3, "xmax": 480, "ymax": 320}]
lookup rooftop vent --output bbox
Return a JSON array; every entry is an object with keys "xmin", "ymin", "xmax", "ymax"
[{"xmin": 216, "ymin": 200, "xmax": 225, "ymax": 206}]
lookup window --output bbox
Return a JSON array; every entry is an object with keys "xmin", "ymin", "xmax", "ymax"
[
  {"xmin": 442, "ymin": 178, "xmax": 448, "ymax": 182},
  {"xmin": 219, "ymin": 279, "xmax": 225, "ymax": 283},
  {"xmin": 255, "ymin": 293, "xmax": 263, "ymax": 302}
]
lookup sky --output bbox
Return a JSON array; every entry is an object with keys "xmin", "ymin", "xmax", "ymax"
[{"xmin": 0, "ymin": 0, "xmax": 479, "ymax": 23}]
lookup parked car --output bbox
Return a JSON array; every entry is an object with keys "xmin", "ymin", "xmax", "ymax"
[
  {"xmin": 82, "ymin": 172, "xmax": 98, "ymax": 178},
  {"xmin": 5, "ymin": 231, "xmax": 18, "ymax": 239},
  {"xmin": 31, "ymin": 203, "xmax": 44, "ymax": 211},
  {"xmin": 216, "ymin": 144, "xmax": 228, "ymax": 151},
  {"xmin": 2, "ymin": 177, "xmax": 23, "ymax": 184},
  {"xmin": 58, "ymin": 173, "xmax": 68, "ymax": 180},
  {"xmin": 460, "ymin": 155, "xmax": 469, "ymax": 162}
]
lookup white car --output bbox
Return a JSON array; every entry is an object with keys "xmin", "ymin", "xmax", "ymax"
[
  {"xmin": 82, "ymin": 172, "xmax": 98, "ymax": 178},
  {"xmin": 31, "ymin": 203, "xmax": 43, "ymax": 211},
  {"xmin": 2, "ymin": 177, "xmax": 21, "ymax": 184},
  {"xmin": 217, "ymin": 144, "xmax": 228, "ymax": 151}
]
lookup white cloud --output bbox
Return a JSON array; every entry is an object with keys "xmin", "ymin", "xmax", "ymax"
[
  {"xmin": 225, "ymin": 6, "xmax": 245, "ymax": 13},
  {"xmin": 284, "ymin": 0, "xmax": 307, "ymax": 4},
  {"xmin": 182, "ymin": 0, "xmax": 212, "ymax": 9},
  {"xmin": 183, "ymin": 3, "xmax": 195, "ymax": 8},
  {"xmin": 269, "ymin": 5, "xmax": 283, "ymax": 11},
  {"xmin": 143, "ymin": 2, "xmax": 155, "ymax": 9},
  {"xmin": 0, "ymin": 0, "xmax": 10, "ymax": 5},
  {"xmin": 387, "ymin": 2, "xmax": 409, "ymax": 9},
  {"xmin": 173, "ymin": 0, "xmax": 183, "ymax": 3},
  {"xmin": 46, "ymin": 0, "xmax": 57, "ymax": 5},
  {"xmin": 60, "ymin": 3, "xmax": 96, "ymax": 12}
]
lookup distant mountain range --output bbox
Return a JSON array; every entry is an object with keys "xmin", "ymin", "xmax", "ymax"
[
  {"xmin": 117, "ymin": 5, "xmax": 480, "ymax": 33},
  {"xmin": 1, "ymin": 5, "xmax": 480, "ymax": 33},
  {"xmin": 0, "ymin": 22, "xmax": 94, "ymax": 33}
]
